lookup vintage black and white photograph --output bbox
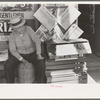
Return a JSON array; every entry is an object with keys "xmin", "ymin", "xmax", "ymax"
[
  {"xmin": 0, "ymin": 1, "xmax": 100, "ymax": 98},
  {"xmin": 0, "ymin": 2, "xmax": 99, "ymax": 84}
]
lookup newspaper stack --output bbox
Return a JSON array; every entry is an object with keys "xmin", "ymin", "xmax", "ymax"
[
  {"xmin": 34, "ymin": 4, "xmax": 91, "ymax": 84},
  {"xmin": 47, "ymin": 38, "xmax": 92, "ymax": 60},
  {"xmin": 46, "ymin": 62, "xmax": 88, "ymax": 84}
]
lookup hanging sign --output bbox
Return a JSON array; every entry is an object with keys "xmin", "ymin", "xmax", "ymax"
[
  {"xmin": 0, "ymin": 20, "xmax": 11, "ymax": 34},
  {"xmin": 0, "ymin": 12, "xmax": 34, "ymax": 20}
]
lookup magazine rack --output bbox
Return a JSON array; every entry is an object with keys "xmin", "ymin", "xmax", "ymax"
[{"xmin": 33, "ymin": 4, "xmax": 92, "ymax": 84}]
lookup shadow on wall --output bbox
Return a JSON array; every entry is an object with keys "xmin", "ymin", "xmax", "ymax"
[{"xmin": 78, "ymin": 4, "xmax": 96, "ymax": 55}]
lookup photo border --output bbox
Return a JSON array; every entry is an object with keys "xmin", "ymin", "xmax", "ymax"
[{"xmin": 0, "ymin": 0, "xmax": 99, "ymax": 99}]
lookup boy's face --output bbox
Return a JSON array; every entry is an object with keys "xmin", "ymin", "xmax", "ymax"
[{"xmin": 13, "ymin": 25, "xmax": 25, "ymax": 33}]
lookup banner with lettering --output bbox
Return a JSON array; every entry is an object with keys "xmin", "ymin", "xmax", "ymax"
[{"xmin": 0, "ymin": 4, "xmax": 35, "ymax": 61}]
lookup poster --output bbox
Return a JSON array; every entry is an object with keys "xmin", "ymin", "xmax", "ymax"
[
  {"xmin": 0, "ymin": 35, "xmax": 9, "ymax": 41},
  {"xmin": 56, "ymin": 39, "xmax": 92, "ymax": 56},
  {"xmin": 63, "ymin": 24, "xmax": 84, "ymax": 40},
  {"xmin": 0, "ymin": 12, "xmax": 34, "ymax": 20},
  {"xmin": 0, "ymin": 4, "xmax": 35, "ymax": 61},
  {"xmin": 74, "ymin": 41, "xmax": 92, "ymax": 54},
  {"xmin": 0, "ymin": 49, "xmax": 8, "ymax": 61},
  {"xmin": 34, "ymin": 5, "xmax": 56, "ymax": 31},
  {"xmin": 54, "ymin": 24, "xmax": 64, "ymax": 40},
  {"xmin": 0, "ymin": 20, "xmax": 11, "ymax": 35},
  {"xmin": 57, "ymin": 6, "xmax": 81, "ymax": 30},
  {"xmin": 56, "ymin": 42, "xmax": 92, "ymax": 56},
  {"xmin": 35, "ymin": 25, "xmax": 54, "ymax": 41}
]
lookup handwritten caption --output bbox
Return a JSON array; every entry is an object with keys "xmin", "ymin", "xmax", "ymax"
[{"xmin": 50, "ymin": 84, "xmax": 63, "ymax": 88}]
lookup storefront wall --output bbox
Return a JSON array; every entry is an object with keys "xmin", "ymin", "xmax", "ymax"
[
  {"xmin": 78, "ymin": 4, "xmax": 95, "ymax": 55},
  {"xmin": 0, "ymin": 4, "xmax": 39, "ymax": 61},
  {"xmin": 94, "ymin": 5, "xmax": 100, "ymax": 56}
]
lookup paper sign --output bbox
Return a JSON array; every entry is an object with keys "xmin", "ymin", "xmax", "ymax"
[
  {"xmin": 0, "ymin": 49, "xmax": 8, "ymax": 61},
  {"xmin": 0, "ymin": 11, "xmax": 35, "ymax": 19},
  {"xmin": 56, "ymin": 40, "xmax": 92, "ymax": 56},
  {"xmin": 0, "ymin": 20, "xmax": 12, "ymax": 34},
  {"xmin": 0, "ymin": 4, "xmax": 34, "ymax": 19},
  {"xmin": 35, "ymin": 25, "xmax": 54, "ymax": 42},
  {"xmin": 0, "ymin": 35, "xmax": 9, "ymax": 41},
  {"xmin": 57, "ymin": 6, "xmax": 81, "ymax": 30},
  {"xmin": 74, "ymin": 41, "xmax": 92, "ymax": 54},
  {"xmin": 35, "ymin": 25, "xmax": 47, "ymax": 42},
  {"xmin": 54, "ymin": 24, "xmax": 64, "ymax": 39},
  {"xmin": 56, "ymin": 44, "xmax": 78, "ymax": 56},
  {"xmin": 34, "ymin": 6, "xmax": 56, "ymax": 31},
  {"xmin": 63, "ymin": 24, "xmax": 84, "ymax": 40}
]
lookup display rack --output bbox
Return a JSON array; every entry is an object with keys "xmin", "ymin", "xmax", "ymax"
[{"xmin": 33, "ymin": 4, "xmax": 92, "ymax": 84}]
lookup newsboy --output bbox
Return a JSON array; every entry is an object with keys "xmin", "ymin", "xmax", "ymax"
[{"xmin": 4, "ymin": 16, "xmax": 44, "ymax": 83}]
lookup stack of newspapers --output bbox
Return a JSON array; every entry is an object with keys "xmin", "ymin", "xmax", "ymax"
[
  {"xmin": 46, "ymin": 38, "xmax": 92, "ymax": 60},
  {"xmin": 46, "ymin": 62, "xmax": 88, "ymax": 84},
  {"xmin": 34, "ymin": 4, "xmax": 92, "ymax": 84}
]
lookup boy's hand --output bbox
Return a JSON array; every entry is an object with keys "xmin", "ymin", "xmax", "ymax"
[
  {"xmin": 21, "ymin": 59, "xmax": 30, "ymax": 68},
  {"xmin": 37, "ymin": 54, "xmax": 44, "ymax": 60}
]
